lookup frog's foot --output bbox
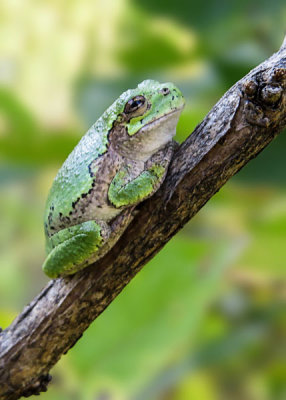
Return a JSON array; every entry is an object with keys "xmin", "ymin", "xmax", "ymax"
[
  {"xmin": 43, "ymin": 220, "xmax": 110, "ymax": 278},
  {"xmin": 146, "ymin": 140, "xmax": 177, "ymax": 170}
]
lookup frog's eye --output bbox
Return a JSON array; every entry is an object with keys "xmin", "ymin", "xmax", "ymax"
[{"xmin": 124, "ymin": 95, "xmax": 147, "ymax": 116}]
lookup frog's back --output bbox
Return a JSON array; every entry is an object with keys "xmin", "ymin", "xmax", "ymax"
[{"xmin": 44, "ymin": 120, "xmax": 110, "ymax": 236}]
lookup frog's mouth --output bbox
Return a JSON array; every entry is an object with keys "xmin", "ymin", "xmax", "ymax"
[
  {"xmin": 142, "ymin": 106, "xmax": 184, "ymax": 135},
  {"xmin": 127, "ymin": 106, "xmax": 184, "ymax": 161}
]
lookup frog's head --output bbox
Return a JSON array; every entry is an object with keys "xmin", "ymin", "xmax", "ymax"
[{"xmin": 107, "ymin": 80, "xmax": 185, "ymax": 161}]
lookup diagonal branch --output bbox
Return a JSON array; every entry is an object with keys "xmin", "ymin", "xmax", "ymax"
[{"xmin": 0, "ymin": 36, "xmax": 285, "ymax": 400}]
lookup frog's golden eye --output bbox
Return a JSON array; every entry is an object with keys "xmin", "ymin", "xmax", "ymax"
[{"xmin": 124, "ymin": 95, "xmax": 147, "ymax": 116}]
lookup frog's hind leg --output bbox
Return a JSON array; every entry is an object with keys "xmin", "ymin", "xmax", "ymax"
[{"xmin": 43, "ymin": 220, "xmax": 110, "ymax": 278}]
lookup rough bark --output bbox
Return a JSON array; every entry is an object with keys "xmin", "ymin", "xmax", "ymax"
[{"xmin": 0, "ymin": 37, "xmax": 285, "ymax": 399}]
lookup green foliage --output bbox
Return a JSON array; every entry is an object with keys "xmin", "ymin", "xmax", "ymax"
[{"xmin": 0, "ymin": 0, "xmax": 285, "ymax": 398}]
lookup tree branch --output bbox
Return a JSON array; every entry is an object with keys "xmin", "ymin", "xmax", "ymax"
[{"xmin": 0, "ymin": 37, "xmax": 285, "ymax": 400}]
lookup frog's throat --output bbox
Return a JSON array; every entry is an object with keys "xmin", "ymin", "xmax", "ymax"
[{"xmin": 122, "ymin": 107, "xmax": 183, "ymax": 162}]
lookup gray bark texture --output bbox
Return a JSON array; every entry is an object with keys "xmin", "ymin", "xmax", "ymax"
[{"xmin": 0, "ymin": 37, "xmax": 286, "ymax": 399}]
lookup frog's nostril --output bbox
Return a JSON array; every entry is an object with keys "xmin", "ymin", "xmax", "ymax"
[{"xmin": 160, "ymin": 87, "xmax": 170, "ymax": 96}]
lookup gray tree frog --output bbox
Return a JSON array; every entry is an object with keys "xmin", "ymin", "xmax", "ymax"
[{"xmin": 43, "ymin": 80, "xmax": 185, "ymax": 278}]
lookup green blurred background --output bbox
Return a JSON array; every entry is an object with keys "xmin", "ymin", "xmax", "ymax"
[{"xmin": 0, "ymin": 1, "xmax": 285, "ymax": 399}]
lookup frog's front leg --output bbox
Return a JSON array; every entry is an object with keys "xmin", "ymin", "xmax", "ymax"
[
  {"xmin": 108, "ymin": 141, "xmax": 175, "ymax": 208},
  {"xmin": 43, "ymin": 220, "xmax": 111, "ymax": 278}
]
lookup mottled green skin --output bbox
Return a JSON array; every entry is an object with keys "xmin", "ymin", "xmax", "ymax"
[{"xmin": 43, "ymin": 80, "xmax": 184, "ymax": 278}]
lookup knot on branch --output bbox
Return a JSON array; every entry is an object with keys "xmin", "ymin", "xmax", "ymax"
[
  {"xmin": 22, "ymin": 374, "xmax": 52, "ymax": 398},
  {"xmin": 242, "ymin": 67, "xmax": 286, "ymax": 127},
  {"xmin": 261, "ymin": 84, "xmax": 283, "ymax": 105}
]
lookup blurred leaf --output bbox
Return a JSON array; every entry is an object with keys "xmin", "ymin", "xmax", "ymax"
[
  {"xmin": 0, "ymin": 309, "xmax": 17, "ymax": 330},
  {"xmin": 132, "ymin": 302, "xmax": 285, "ymax": 400},
  {"xmin": 1, "ymin": 1, "xmax": 286, "ymax": 399}
]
